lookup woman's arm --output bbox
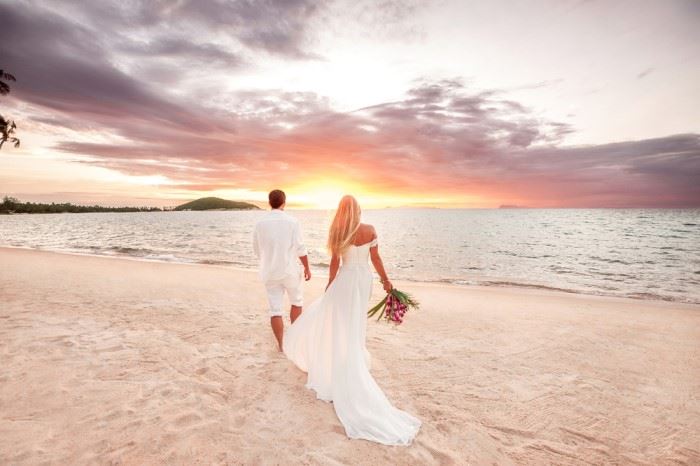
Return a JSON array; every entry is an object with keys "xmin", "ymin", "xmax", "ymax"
[
  {"xmin": 370, "ymin": 243, "xmax": 392, "ymax": 293},
  {"xmin": 326, "ymin": 253, "xmax": 340, "ymax": 290}
]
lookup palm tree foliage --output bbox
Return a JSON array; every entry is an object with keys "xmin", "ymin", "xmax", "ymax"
[{"xmin": 0, "ymin": 69, "xmax": 20, "ymax": 149}]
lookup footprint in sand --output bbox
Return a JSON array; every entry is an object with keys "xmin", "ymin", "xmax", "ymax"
[
  {"xmin": 103, "ymin": 409, "xmax": 123, "ymax": 421},
  {"xmin": 96, "ymin": 344, "xmax": 125, "ymax": 353},
  {"xmin": 175, "ymin": 412, "xmax": 203, "ymax": 426}
]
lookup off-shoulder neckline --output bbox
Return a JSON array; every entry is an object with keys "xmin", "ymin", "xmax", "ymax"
[{"xmin": 349, "ymin": 239, "xmax": 377, "ymax": 248}]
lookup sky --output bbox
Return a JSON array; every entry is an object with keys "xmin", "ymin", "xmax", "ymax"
[{"xmin": 0, "ymin": 0, "xmax": 699, "ymax": 209}]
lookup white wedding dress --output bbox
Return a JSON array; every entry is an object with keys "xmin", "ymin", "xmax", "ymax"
[{"xmin": 283, "ymin": 239, "xmax": 421, "ymax": 445}]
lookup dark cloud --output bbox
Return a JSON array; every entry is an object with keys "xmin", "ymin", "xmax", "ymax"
[
  {"xmin": 34, "ymin": 0, "xmax": 323, "ymax": 59},
  {"xmin": 0, "ymin": 3, "xmax": 219, "ymax": 133},
  {"xmin": 156, "ymin": 0, "xmax": 320, "ymax": 58},
  {"xmin": 352, "ymin": 79, "xmax": 571, "ymax": 158},
  {"xmin": 1, "ymin": 0, "xmax": 325, "ymax": 117},
  {"xmin": 119, "ymin": 38, "xmax": 243, "ymax": 67}
]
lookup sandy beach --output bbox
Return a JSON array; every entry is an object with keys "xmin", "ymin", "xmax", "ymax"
[{"xmin": 1, "ymin": 247, "xmax": 699, "ymax": 465}]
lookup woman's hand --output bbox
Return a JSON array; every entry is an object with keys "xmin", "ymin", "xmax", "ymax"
[{"xmin": 382, "ymin": 279, "xmax": 393, "ymax": 293}]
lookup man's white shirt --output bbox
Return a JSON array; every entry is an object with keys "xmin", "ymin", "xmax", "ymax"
[{"xmin": 253, "ymin": 209, "xmax": 307, "ymax": 283}]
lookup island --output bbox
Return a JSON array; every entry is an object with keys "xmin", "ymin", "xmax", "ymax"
[{"xmin": 173, "ymin": 197, "xmax": 260, "ymax": 211}]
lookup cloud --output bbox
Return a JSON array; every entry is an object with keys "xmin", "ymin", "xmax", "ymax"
[
  {"xmin": 33, "ymin": 0, "xmax": 323, "ymax": 59},
  {"xmin": 3, "ymin": 1, "xmax": 699, "ymax": 207},
  {"xmin": 44, "ymin": 76, "xmax": 700, "ymax": 207},
  {"xmin": 0, "ymin": 3, "xmax": 220, "ymax": 133},
  {"xmin": 492, "ymin": 134, "xmax": 700, "ymax": 207},
  {"xmin": 637, "ymin": 67, "xmax": 654, "ymax": 79},
  {"xmin": 118, "ymin": 38, "xmax": 243, "ymax": 68}
]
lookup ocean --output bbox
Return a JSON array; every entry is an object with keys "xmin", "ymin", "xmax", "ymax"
[{"xmin": 1, "ymin": 208, "xmax": 698, "ymax": 303}]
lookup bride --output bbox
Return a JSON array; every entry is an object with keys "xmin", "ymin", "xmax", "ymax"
[{"xmin": 283, "ymin": 195, "xmax": 421, "ymax": 446}]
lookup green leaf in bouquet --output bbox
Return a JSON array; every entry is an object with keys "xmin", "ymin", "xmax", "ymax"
[
  {"xmin": 367, "ymin": 294, "xmax": 388, "ymax": 319},
  {"xmin": 377, "ymin": 299, "xmax": 387, "ymax": 321},
  {"xmin": 391, "ymin": 289, "xmax": 419, "ymax": 308}
]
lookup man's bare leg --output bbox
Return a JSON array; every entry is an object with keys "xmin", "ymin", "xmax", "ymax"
[
  {"xmin": 290, "ymin": 305, "xmax": 302, "ymax": 324},
  {"xmin": 270, "ymin": 316, "xmax": 284, "ymax": 351}
]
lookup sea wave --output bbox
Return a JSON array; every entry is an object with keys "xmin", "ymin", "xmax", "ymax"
[
  {"xmin": 3, "ymin": 244, "xmax": 700, "ymax": 304},
  {"xmin": 2, "ymin": 208, "xmax": 699, "ymax": 304},
  {"xmin": 478, "ymin": 280, "xmax": 579, "ymax": 294}
]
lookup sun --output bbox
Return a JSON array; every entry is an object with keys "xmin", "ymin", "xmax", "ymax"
[
  {"xmin": 292, "ymin": 183, "xmax": 351, "ymax": 210},
  {"xmin": 287, "ymin": 175, "xmax": 488, "ymax": 209},
  {"xmin": 290, "ymin": 178, "xmax": 370, "ymax": 209}
]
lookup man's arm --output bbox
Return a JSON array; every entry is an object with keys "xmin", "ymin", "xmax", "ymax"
[
  {"xmin": 294, "ymin": 221, "xmax": 311, "ymax": 280},
  {"xmin": 299, "ymin": 254, "xmax": 311, "ymax": 281}
]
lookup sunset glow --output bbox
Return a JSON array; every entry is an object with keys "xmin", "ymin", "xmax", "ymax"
[
  {"xmin": 292, "ymin": 184, "xmax": 357, "ymax": 210},
  {"xmin": 1, "ymin": 1, "xmax": 698, "ymax": 208}
]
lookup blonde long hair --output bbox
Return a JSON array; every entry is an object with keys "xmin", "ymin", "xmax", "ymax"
[{"xmin": 327, "ymin": 195, "xmax": 361, "ymax": 255}]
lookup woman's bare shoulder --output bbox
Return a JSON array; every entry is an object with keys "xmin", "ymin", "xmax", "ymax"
[
  {"xmin": 358, "ymin": 224, "xmax": 376, "ymax": 242},
  {"xmin": 359, "ymin": 223, "xmax": 376, "ymax": 234}
]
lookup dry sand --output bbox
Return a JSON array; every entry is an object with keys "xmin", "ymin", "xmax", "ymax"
[{"xmin": 1, "ymin": 247, "xmax": 699, "ymax": 465}]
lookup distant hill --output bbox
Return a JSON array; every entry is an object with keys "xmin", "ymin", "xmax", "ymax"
[
  {"xmin": 174, "ymin": 197, "xmax": 260, "ymax": 211},
  {"xmin": 499, "ymin": 204, "xmax": 528, "ymax": 209}
]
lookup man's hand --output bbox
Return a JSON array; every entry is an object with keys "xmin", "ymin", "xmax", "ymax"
[{"xmin": 299, "ymin": 255, "xmax": 311, "ymax": 281}]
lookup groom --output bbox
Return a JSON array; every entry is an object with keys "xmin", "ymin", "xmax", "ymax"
[{"xmin": 253, "ymin": 189, "xmax": 311, "ymax": 351}]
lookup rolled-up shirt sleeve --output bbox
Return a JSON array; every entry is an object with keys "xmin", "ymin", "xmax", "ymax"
[{"xmin": 293, "ymin": 221, "xmax": 307, "ymax": 257}]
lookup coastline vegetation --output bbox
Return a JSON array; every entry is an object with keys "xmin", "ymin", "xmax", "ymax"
[
  {"xmin": 0, "ymin": 196, "xmax": 260, "ymax": 214},
  {"xmin": 1, "ymin": 196, "xmax": 161, "ymax": 214}
]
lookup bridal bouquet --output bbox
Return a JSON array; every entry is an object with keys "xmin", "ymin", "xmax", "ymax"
[{"xmin": 367, "ymin": 288, "xmax": 419, "ymax": 325}]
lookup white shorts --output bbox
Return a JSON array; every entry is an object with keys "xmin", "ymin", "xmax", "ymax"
[{"xmin": 264, "ymin": 272, "xmax": 303, "ymax": 317}]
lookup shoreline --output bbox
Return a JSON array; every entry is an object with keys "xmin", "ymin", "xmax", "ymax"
[
  {"xmin": 2, "ymin": 245, "xmax": 698, "ymax": 306},
  {"xmin": 1, "ymin": 246, "xmax": 699, "ymax": 464}
]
